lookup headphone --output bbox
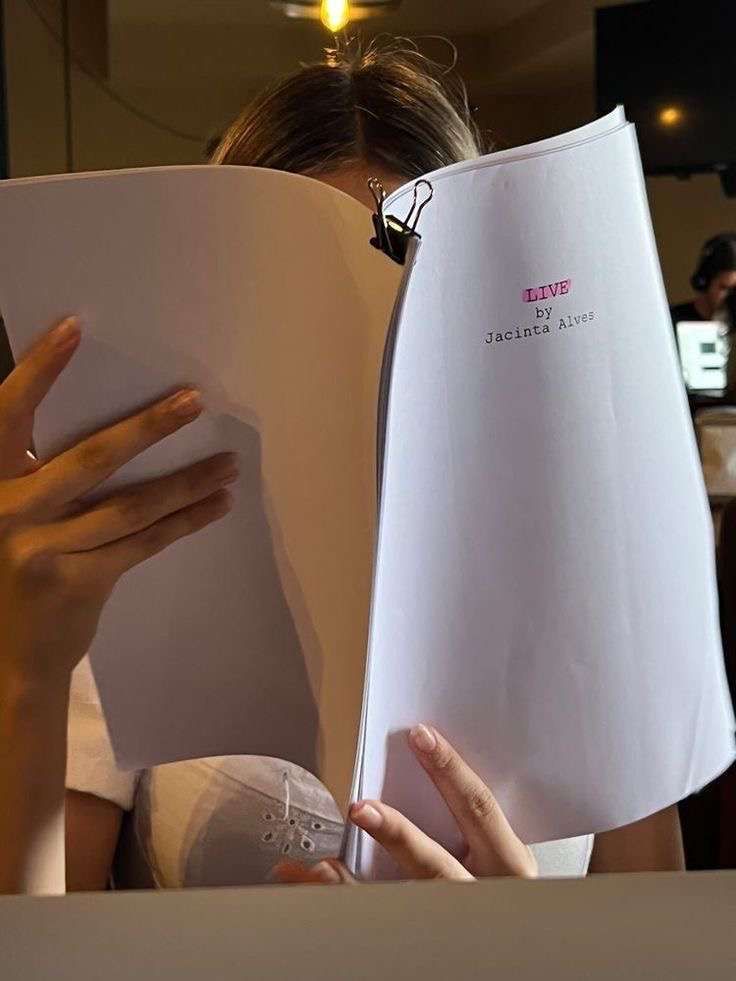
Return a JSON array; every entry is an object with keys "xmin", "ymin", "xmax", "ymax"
[{"xmin": 691, "ymin": 232, "xmax": 736, "ymax": 292}]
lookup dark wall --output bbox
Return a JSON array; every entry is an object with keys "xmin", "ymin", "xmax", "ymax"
[
  {"xmin": 0, "ymin": 0, "xmax": 7, "ymax": 181},
  {"xmin": 1, "ymin": 5, "xmax": 12, "ymax": 383},
  {"xmin": 0, "ymin": 320, "xmax": 12, "ymax": 382}
]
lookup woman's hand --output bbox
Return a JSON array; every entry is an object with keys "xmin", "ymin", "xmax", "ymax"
[
  {"xmin": 275, "ymin": 725, "xmax": 537, "ymax": 885},
  {"xmin": 0, "ymin": 317, "xmax": 238, "ymax": 685},
  {"xmin": 0, "ymin": 316, "xmax": 238, "ymax": 894}
]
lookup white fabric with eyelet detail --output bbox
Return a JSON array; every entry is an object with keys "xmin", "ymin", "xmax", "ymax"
[
  {"xmin": 123, "ymin": 755, "xmax": 344, "ymax": 887},
  {"xmin": 66, "ymin": 657, "xmax": 142, "ymax": 811}
]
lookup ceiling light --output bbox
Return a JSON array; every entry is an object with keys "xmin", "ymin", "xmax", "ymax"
[
  {"xmin": 270, "ymin": 0, "xmax": 402, "ymax": 30},
  {"xmin": 321, "ymin": 0, "xmax": 350, "ymax": 31},
  {"xmin": 658, "ymin": 105, "xmax": 684, "ymax": 128}
]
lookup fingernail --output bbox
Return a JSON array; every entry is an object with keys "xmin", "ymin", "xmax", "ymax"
[
  {"xmin": 268, "ymin": 860, "xmax": 301, "ymax": 883},
  {"xmin": 166, "ymin": 388, "xmax": 202, "ymax": 418},
  {"xmin": 216, "ymin": 453, "xmax": 239, "ymax": 484},
  {"xmin": 312, "ymin": 861, "xmax": 341, "ymax": 884},
  {"xmin": 212, "ymin": 489, "xmax": 234, "ymax": 516},
  {"xmin": 350, "ymin": 801, "xmax": 383, "ymax": 831},
  {"xmin": 51, "ymin": 317, "xmax": 80, "ymax": 349},
  {"xmin": 410, "ymin": 724, "xmax": 437, "ymax": 754}
]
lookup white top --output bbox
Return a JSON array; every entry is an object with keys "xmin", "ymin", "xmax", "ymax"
[{"xmin": 66, "ymin": 659, "xmax": 593, "ymax": 886}]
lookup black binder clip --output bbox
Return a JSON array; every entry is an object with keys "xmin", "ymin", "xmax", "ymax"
[{"xmin": 369, "ymin": 177, "xmax": 434, "ymax": 265}]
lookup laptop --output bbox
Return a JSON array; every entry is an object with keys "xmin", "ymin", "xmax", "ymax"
[{"xmin": 676, "ymin": 320, "xmax": 730, "ymax": 393}]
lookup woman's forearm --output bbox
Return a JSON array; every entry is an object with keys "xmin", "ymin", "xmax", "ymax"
[
  {"xmin": 0, "ymin": 668, "xmax": 70, "ymax": 894},
  {"xmin": 588, "ymin": 805, "xmax": 685, "ymax": 873}
]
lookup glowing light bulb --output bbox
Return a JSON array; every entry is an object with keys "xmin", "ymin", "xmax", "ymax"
[
  {"xmin": 321, "ymin": 0, "xmax": 350, "ymax": 31},
  {"xmin": 659, "ymin": 105, "xmax": 684, "ymax": 128}
]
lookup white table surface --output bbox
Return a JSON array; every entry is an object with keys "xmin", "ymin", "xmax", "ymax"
[{"xmin": 1, "ymin": 871, "xmax": 735, "ymax": 980}]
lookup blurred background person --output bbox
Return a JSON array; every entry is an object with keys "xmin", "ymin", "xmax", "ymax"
[
  {"xmin": 670, "ymin": 233, "xmax": 736, "ymax": 329},
  {"xmin": 671, "ymin": 234, "xmax": 736, "ymax": 399}
]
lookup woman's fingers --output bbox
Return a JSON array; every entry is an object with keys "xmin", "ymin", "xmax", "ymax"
[
  {"xmin": 349, "ymin": 800, "xmax": 473, "ymax": 881},
  {"xmin": 0, "ymin": 318, "xmax": 80, "ymax": 419},
  {"xmin": 91, "ymin": 488, "xmax": 233, "ymax": 580},
  {"xmin": 27, "ymin": 387, "xmax": 204, "ymax": 512},
  {"xmin": 408, "ymin": 726, "xmax": 535, "ymax": 877},
  {"xmin": 273, "ymin": 859, "xmax": 356, "ymax": 885},
  {"xmin": 43, "ymin": 453, "xmax": 238, "ymax": 552},
  {"xmin": 0, "ymin": 318, "xmax": 81, "ymax": 476}
]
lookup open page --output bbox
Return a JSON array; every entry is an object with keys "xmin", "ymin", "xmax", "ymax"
[
  {"xmin": 0, "ymin": 165, "xmax": 401, "ymax": 810},
  {"xmin": 356, "ymin": 113, "xmax": 736, "ymax": 876}
]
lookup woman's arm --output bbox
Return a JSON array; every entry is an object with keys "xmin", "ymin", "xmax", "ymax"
[
  {"xmin": 65, "ymin": 791, "xmax": 124, "ymax": 891},
  {"xmin": 588, "ymin": 805, "xmax": 685, "ymax": 873},
  {"xmin": 0, "ymin": 673, "xmax": 71, "ymax": 894}
]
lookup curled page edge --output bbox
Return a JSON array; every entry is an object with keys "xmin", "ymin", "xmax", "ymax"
[{"xmin": 387, "ymin": 107, "xmax": 627, "ymax": 211}]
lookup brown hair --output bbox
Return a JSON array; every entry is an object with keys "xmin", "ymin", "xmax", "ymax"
[{"xmin": 210, "ymin": 38, "xmax": 483, "ymax": 179}]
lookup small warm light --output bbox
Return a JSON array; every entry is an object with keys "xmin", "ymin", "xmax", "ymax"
[
  {"xmin": 321, "ymin": 0, "xmax": 351, "ymax": 31},
  {"xmin": 659, "ymin": 106, "xmax": 684, "ymax": 128}
]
